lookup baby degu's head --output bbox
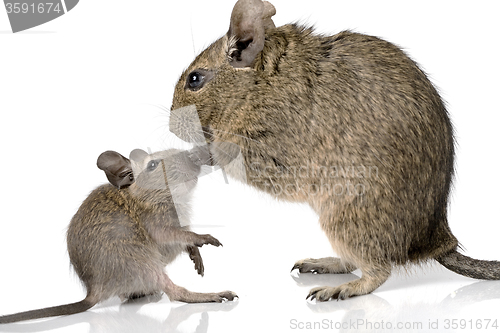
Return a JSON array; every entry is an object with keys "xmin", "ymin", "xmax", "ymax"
[{"xmin": 98, "ymin": 148, "xmax": 202, "ymax": 205}]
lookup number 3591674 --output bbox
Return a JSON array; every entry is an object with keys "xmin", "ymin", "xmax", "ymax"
[{"xmin": 5, "ymin": 3, "xmax": 62, "ymax": 14}]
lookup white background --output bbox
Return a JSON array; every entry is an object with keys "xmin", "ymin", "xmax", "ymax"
[{"xmin": 0, "ymin": 1, "xmax": 499, "ymax": 332}]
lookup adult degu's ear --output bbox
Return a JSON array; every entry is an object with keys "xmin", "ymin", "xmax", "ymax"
[
  {"xmin": 227, "ymin": 0, "xmax": 276, "ymax": 68},
  {"xmin": 97, "ymin": 151, "xmax": 134, "ymax": 189}
]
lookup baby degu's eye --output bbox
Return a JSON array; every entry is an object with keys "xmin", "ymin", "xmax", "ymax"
[
  {"xmin": 187, "ymin": 71, "xmax": 205, "ymax": 90},
  {"xmin": 147, "ymin": 159, "xmax": 160, "ymax": 172}
]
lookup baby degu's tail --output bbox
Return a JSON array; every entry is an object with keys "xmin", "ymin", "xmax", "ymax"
[
  {"xmin": 0, "ymin": 296, "xmax": 96, "ymax": 324},
  {"xmin": 437, "ymin": 250, "xmax": 500, "ymax": 280}
]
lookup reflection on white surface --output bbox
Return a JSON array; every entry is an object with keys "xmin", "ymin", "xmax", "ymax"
[
  {"xmin": 298, "ymin": 275, "xmax": 500, "ymax": 332},
  {"xmin": 0, "ymin": 299, "xmax": 238, "ymax": 333},
  {"xmin": 1, "ymin": 239, "xmax": 500, "ymax": 333},
  {"xmin": 0, "ymin": 294, "xmax": 238, "ymax": 333}
]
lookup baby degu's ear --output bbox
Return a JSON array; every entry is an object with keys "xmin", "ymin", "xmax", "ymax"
[
  {"xmin": 97, "ymin": 151, "xmax": 134, "ymax": 189},
  {"xmin": 129, "ymin": 149, "xmax": 149, "ymax": 164},
  {"xmin": 129, "ymin": 148, "xmax": 152, "ymax": 177},
  {"xmin": 227, "ymin": 0, "xmax": 276, "ymax": 68}
]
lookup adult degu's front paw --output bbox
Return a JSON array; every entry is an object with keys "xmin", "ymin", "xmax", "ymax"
[{"xmin": 292, "ymin": 257, "xmax": 356, "ymax": 274}]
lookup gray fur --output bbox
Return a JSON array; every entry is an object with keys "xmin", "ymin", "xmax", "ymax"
[{"xmin": 169, "ymin": 0, "xmax": 500, "ymax": 301}]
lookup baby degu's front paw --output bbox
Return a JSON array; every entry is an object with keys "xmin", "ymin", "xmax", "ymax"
[{"xmin": 194, "ymin": 234, "xmax": 222, "ymax": 247}]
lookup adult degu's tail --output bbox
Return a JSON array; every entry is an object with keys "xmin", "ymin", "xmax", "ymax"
[
  {"xmin": 0, "ymin": 296, "xmax": 96, "ymax": 324},
  {"xmin": 436, "ymin": 250, "xmax": 500, "ymax": 280}
]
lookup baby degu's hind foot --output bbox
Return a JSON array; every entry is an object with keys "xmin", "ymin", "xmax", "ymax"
[
  {"xmin": 167, "ymin": 287, "xmax": 238, "ymax": 303},
  {"xmin": 162, "ymin": 273, "xmax": 237, "ymax": 303},
  {"xmin": 307, "ymin": 264, "xmax": 391, "ymax": 301},
  {"xmin": 292, "ymin": 257, "xmax": 356, "ymax": 274}
]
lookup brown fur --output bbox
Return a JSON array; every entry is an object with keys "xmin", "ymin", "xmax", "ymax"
[
  {"xmin": 0, "ymin": 149, "xmax": 236, "ymax": 324},
  {"xmin": 169, "ymin": 0, "xmax": 500, "ymax": 301}
]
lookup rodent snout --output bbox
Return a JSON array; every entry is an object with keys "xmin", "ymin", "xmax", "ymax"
[{"xmin": 169, "ymin": 105, "xmax": 206, "ymax": 144}]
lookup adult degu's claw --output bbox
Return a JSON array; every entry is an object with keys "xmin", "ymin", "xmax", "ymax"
[{"xmin": 306, "ymin": 290, "xmax": 317, "ymax": 301}]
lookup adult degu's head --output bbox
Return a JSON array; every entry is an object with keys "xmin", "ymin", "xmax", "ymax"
[{"xmin": 170, "ymin": 0, "xmax": 279, "ymax": 143}]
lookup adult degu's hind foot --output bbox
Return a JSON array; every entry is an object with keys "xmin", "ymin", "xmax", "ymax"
[
  {"xmin": 307, "ymin": 280, "xmax": 380, "ymax": 302},
  {"xmin": 306, "ymin": 265, "xmax": 391, "ymax": 301},
  {"xmin": 292, "ymin": 257, "xmax": 356, "ymax": 274},
  {"xmin": 307, "ymin": 283, "xmax": 363, "ymax": 301}
]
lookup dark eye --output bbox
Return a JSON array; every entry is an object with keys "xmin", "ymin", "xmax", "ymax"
[
  {"xmin": 187, "ymin": 71, "xmax": 205, "ymax": 90},
  {"xmin": 147, "ymin": 160, "xmax": 160, "ymax": 172}
]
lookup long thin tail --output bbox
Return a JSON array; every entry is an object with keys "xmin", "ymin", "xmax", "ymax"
[
  {"xmin": 436, "ymin": 250, "xmax": 500, "ymax": 280},
  {"xmin": 0, "ymin": 296, "xmax": 96, "ymax": 324}
]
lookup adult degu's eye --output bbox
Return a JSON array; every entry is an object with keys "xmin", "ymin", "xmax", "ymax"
[{"xmin": 187, "ymin": 71, "xmax": 205, "ymax": 90}]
